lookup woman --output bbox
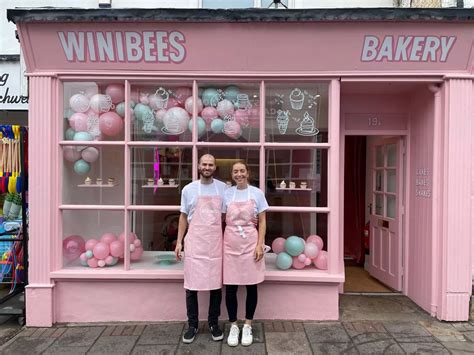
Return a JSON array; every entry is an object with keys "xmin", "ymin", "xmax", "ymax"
[{"xmin": 223, "ymin": 160, "xmax": 269, "ymax": 347}]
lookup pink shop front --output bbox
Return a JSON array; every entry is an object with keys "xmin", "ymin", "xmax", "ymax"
[{"xmin": 7, "ymin": 8, "xmax": 474, "ymax": 326}]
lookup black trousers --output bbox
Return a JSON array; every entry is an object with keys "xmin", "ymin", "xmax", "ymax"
[
  {"xmin": 186, "ymin": 288, "xmax": 222, "ymax": 328},
  {"xmin": 225, "ymin": 284, "xmax": 258, "ymax": 322}
]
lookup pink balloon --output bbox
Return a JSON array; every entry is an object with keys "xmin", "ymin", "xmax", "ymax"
[
  {"xmin": 130, "ymin": 91, "xmax": 139, "ymax": 103},
  {"xmin": 217, "ymin": 99, "xmax": 235, "ymax": 118},
  {"xmin": 90, "ymin": 94, "xmax": 113, "ymax": 114},
  {"xmin": 105, "ymin": 84, "xmax": 125, "ymax": 104},
  {"xmin": 63, "ymin": 235, "xmax": 86, "ymax": 261},
  {"xmin": 154, "ymin": 109, "xmax": 167, "ymax": 123},
  {"xmin": 87, "ymin": 257, "xmax": 99, "ymax": 268},
  {"xmin": 307, "ymin": 235, "xmax": 324, "ymax": 251},
  {"xmin": 68, "ymin": 112, "xmax": 87, "ymax": 131},
  {"xmin": 98, "ymin": 259, "xmax": 106, "ymax": 267},
  {"xmin": 93, "ymin": 242, "xmax": 110, "ymax": 260},
  {"xmin": 130, "ymin": 246, "xmax": 144, "ymax": 261},
  {"xmin": 304, "ymin": 242, "xmax": 320, "ymax": 259},
  {"xmin": 234, "ymin": 109, "xmax": 249, "ymax": 127},
  {"xmin": 63, "ymin": 146, "xmax": 82, "ymax": 162},
  {"xmin": 99, "ymin": 111, "xmax": 124, "ymax": 136},
  {"xmin": 292, "ymin": 256, "xmax": 306, "ymax": 269},
  {"xmin": 81, "ymin": 147, "xmax": 100, "ymax": 163},
  {"xmin": 69, "ymin": 93, "xmax": 90, "ymax": 113},
  {"xmin": 139, "ymin": 93, "xmax": 150, "ymax": 105},
  {"xmin": 133, "ymin": 239, "xmax": 142, "ymax": 247},
  {"xmin": 304, "ymin": 257, "xmax": 312, "ymax": 266},
  {"xmin": 100, "ymin": 233, "xmax": 117, "ymax": 244},
  {"xmin": 271, "ymin": 237, "xmax": 286, "ymax": 254},
  {"xmin": 119, "ymin": 232, "xmax": 138, "ymax": 243},
  {"xmin": 248, "ymin": 106, "xmax": 260, "ymax": 128},
  {"xmin": 185, "ymin": 96, "xmax": 203, "ymax": 114},
  {"xmin": 298, "ymin": 254, "xmax": 307, "ymax": 263},
  {"xmin": 201, "ymin": 107, "xmax": 218, "ymax": 126},
  {"xmin": 85, "ymin": 239, "xmax": 99, "ymax": 251},
  {"xmin": 167, "ymin": 97, "xmax": 179, "ymax": 108},
  {"xmin": 105, "ymin": 255, "xmax": 114, "ymax": 265},
  {"xmin": 163, "ymin": 107, "xmax": 189, "ymax": 134},
  {"xmin": 149, "ymin": 94, "xmax": 167, "ymax": 110},
  {"xmin": 314, "ymin": 251, "xmax": 328, "ymax": 270},
  {"xmin": 109, "ymin": 240, "xmax": 124, "ymax": 258},
  {"xmin": 173, "ymin": 87, "xmax": 192, "ymax": 105},
  {"xmin": 80, "ymin": 253, "xmax": 88, "ymax": 261},
  {"xmin": 223, "ymin": 121, "xmax": 241, "ymax": 139}
]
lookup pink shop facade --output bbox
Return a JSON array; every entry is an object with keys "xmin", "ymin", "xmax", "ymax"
[{"xmin": 7, "ymin": 8, "xmax": 474, "ymax": 326}]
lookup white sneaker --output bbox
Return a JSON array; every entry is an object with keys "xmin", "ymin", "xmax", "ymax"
[
  {"xmin": 241, "ymin": 324, "xmax": 253, "ymax": 346},
  {"xmin": 227, "ymin": 324, "xmax": 240, "ymax": 347}
]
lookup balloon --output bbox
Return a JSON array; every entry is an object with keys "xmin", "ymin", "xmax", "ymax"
[
  {"xmin": 85, "ymin": 239, "xmax": 99, "ymax": 251},
  {"xmin": 84, "ymin": 86, "xmax": 99, "ymax": 99},
  {"xmin": 115, "ymin": 102, "xmax": 134, "ymax": 118},
  {"xmin": 98, "ymin": 259, "xmax": 106, "ymax": 267},
  {"xmin": 69, "ymin": 93, "xmax": 90, "ymax": 113},
  {"xmin": 105, "ymin": 84, "xmax": 125, "ymax": 104},
  {"xmin": 223, "ymin": 121, "xmax": 241, "ymax": 139},
  {"xmin": 173, "ymin": 87, "xmax": 192, "ymax": 106},
  {"xmin": 163, "ymin": 107, "xmax": 189, "ymax": 134},
  {"xmin": 130, "ymin": 244, "xmax": 136, "ymax": 252},
  {"xmin": 64, "ymin": 108, "xmax": 75, "ymax": 120},
  {"xmin": 201, "ymin": 107, "xmax": 219, "ymax": 126},
  {"xmin": 134, "ymin": 103, "xmax": 153, "ymax": 121},
  {"xmin": 100, "ymin": 233, "xmax": 117, "ymax": 244},
  {"xmin": 80, "ymin": 258, "xmax": 88, "ymax": 266},
  {"xmin": 271, "ymin": 237, "xmax": 286, "ymax": 254},
  {"xmin": 314, "ymin": 251, "xmax": 328, "ymax": 270},
  {"xmin": 99, "ymin": 111, "xmax": 124, "ymax": 136},
  {"xmin": 105, "ymin": 255, "xmax": 114, "ymax": 265},
  {"xmin": 292, "ymin": 256, "xmax": 306, "ymax": 269},
  {"xmin": 89, "ymin": 94, "xmax": 113, "ymax": 113},
  {"xmin": 234, "ymin": 109, "xmax": 249, "ymax": 127},
  {"xmin": 149, "ymin": 93, "xmax": 168, "ymax": 110},
  {"xmin": 80, "ymin": 253, "xmax": 88, "ymax": 261},
  {"xmin": 93, "ymin": 242, "xmax": 110, "ymax": 260},
  {"xmin": 81, "ymin": 147, "xmax": 100, "ymax": 163},
  {"xmin": 202, "ymin": 87, "xmax": 220, "ymax": 107},
  {"xmin": 65, "ymin": 128, "xmax": 76, "ymax": 140},
  {"xmin": 69, "ymin": 112, "xmax": 88, "ymax": 131},
  {"xmin": 304, "ymin": 242, "xmax": 320, "ymax": 259},
  {"xmin": 224, "ymin": 85, "xmax": 240, "ymax": 102},
  {"xmin": 185, "ymin": 96, "xmax": 203, "ymax": 114},
  {"xmin": 109, "ymin": 240, "xmax": 124, "ymax": 258},
  {"xmin": 63, "ymin": 146, "xmax": 82, "ymax": 162},
  {"xmin": 63, "ymin": 235, "xmax": 86, "ymax": 261},
  {"xmin": 87, "ymin": 257, "xmax": 99, "ymax": 268},
  {"xmin": 276, "ymin": 252, "xmax": 293, "ymax": 270},
  {"xmin": 130, "ymin": 246, "xmax": 144, "ymax": 261},
  {"xmin": 304, "ymin": 257, "xmax": 312, "ymax": 266},
  {"xmin": 285, "ymin": 236, "xmax": 305, "ymax": 256},
  {"xmin": 297, "ymin": 254, "xmax": 307, "ymax": 263},
  {"xmin": 119, "ymin": 232, "xmax": 138, "ymax": 243},
  {"xmin": 217, "ymin": 99, "xmax": 235, "ymax": 118},
  {"xmin": 248, "ymin": 106, "xmax": 260, "ymax": 128},
  {"xmin": 133, "ymin": 239, "xmax": 142, "ymax": 247},
  {"xmin": 210, "ymin": 118, "xmax": 224, "ymax": 134},
  {"xmin": 154, "ymin": 109, "xmax": 167, "ymax": 124},
  {"xmin": 73, "ymin": 159, "xmax": 91, "ymax": 175},
  {"xmin": 307, "ymin": 235, "xmax": 324, "ymax": 251},
  {"xmin": 188, "ymin": 117, "xmax": 206, "ymax": 137},
  {"xmin": 73, "ymin": 131, "xmax": 93, "ymax": 141}
]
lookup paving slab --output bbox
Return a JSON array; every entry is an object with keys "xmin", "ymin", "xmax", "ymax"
[
  {"xmin": 352, "ymin": 332, "xmax": 404, "ymax": 354},
  {"xmin": 175, "ymin": 332, "xmax": 222, "ymax": 355},
  {"xmin": 87, "ymin": 335, "xmax": 138, "ymax": 354},
  {"xmin": 343, "ymin": 321, "xmax": 387, "ymax": 336},
  {"xmin": 265, "ymin": 331, "xmax": 312, "ymax": 355},
  {"xmin": 132, "ymin": 344, "xmax": 178, "ymax": 354},
  {"xmin": 221, "ymin": 343, "xmax": 266, "ymax": 354},
  {"xmin": 0, "ymin": 336, "xmax": 56, "ymax": 355},
  {"xmin": 398, "ymin": 342, "xmax": 450, "ymax": 354},
  {"xmin": 452, "ymin": 322, "xmax": 474, "ymax": 342},
  {"xmin": 309, "ymin": 342, "xmax": 359, "ymax": 354},
  {"xmin": 383, "ymin": 321, "xmax": 436, "ymax": 343},
  {"xmin": 419, "ymin": 320, "xmax": 466, "ymax": 342},
  {"xmin": 304, "ymin": 322, "xmax": 351, "ymax": 343},
  {"xmin": 43, "ymin": 345, "xmax": 90, "ymax": 354},
  {"xmin": 441, "ymin": 341, "xmax": 474, "ymax": 354},
  {"xmin": 54, "ymin": 326, "xmax": 104, "ymax": 347},
  {"xmin": 224, "ymin": 322, "xmax": 264, "ymax": 343},
  {"xmin": 136, "ymin": 323, "xmax": 183, "ymax": 345}
]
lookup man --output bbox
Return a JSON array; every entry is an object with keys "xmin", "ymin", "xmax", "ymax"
[{"xmin": 175, "ymin": 154, "xmax": 226, "ymax": 344}]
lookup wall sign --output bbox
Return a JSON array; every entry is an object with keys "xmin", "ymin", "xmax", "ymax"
[
  {"xmin": 415, "ymin": 167, "xmax": 431, "ymax": 199},
  {"xmin": 0, "ymin": 62, "xmax": 28, "ymax": 110}
]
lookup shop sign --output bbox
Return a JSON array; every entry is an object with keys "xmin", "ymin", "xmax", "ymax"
[
  {"xmin": 0, "ymin": 62, "xmax": 28, "ymax": 110},
  {"xmin": 415, "ymin": 167, "xmax": 431, "ymax": 198}
]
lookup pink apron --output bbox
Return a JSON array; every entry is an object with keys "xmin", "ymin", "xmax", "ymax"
[
  {"xmin": 223, "ymin": 188, "xmax": 265, "ymax": 285},
  {"xmin": 183, "ymin": 182, "xmax": 223, "ymax": 291}
]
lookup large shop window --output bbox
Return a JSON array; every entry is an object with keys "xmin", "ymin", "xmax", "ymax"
[{"xmin": 60, "ymin": 80, "xmax": 333, "ymax": 275}]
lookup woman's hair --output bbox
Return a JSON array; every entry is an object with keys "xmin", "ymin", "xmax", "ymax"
[{"xmin": 231, "ymin": 160, "xmax": 251, "ymax": 182}]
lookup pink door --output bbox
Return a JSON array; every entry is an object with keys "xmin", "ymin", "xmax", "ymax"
[{"xmin": 367, "ymin": 137, "xmax": 404, "ymax": 291}]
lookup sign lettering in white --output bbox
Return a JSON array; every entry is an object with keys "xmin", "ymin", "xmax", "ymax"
[
  {"xmin": 415, "ymin": 167, "xmax": 431, "ymax": 199},
  {"xmin": 58, "ymin": 31, "xmax": 186, "ymax": 63},
  {"xmin": 0, "ymin": 63, "xmax": 28, "ymax": 110},
  {"xmin": 361, "ymin": 35, "xmax": 456, "ymax": 62}
]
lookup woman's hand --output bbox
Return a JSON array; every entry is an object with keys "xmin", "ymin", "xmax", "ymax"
[
  {"xmin": 175, "ymin": 241, "xmax": 183, "ymax": 261},
  {"xmin": 254, "ymin": 244, "xmax": 264, "ymax": 262}
]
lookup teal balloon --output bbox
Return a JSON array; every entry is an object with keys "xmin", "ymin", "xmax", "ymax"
[
  {"xmin": 224, "ymin": 85, "xmax": 240, "ymax": 102},
  {"xmin": 85, "ymin": 250, "xmax": 93, "ymax": 258},
  {"xmin": 116, "ymin": 101, "xmax": 135, "ymax": 117},
  {"xmin": 64, "ymin": 108, "xmax": 75, "ymax": 119},
  {"xmin": 198, "ymin": 87, "xmax": 204, "ymax": 98},
  {"xmin": 285, "ymin": 236, "xmax": 305, "ymax": 256},
  {"xmin": 276, "ymin": 252, "xmax": 293, "ymax": 270},
  {"xmin": 65, "ymin": 128, "xmax": 76, "ymax": 140},
  {"xmin": 80, "ymin": 258, "xmax": 88, "ymax": 266},
  {"xmin": 133, "ymin": 103, "xmax": 153, "ymax": 121},
  {"xmin": 202, "ymin": 88, "xmax": 220, "ymax": 107},
  {"xmin": 73, "ymin": 132, "xmax": 93, "ymax": 141},
  {"xmin": 188, "ymin": 117, "xmax": 206, "ymax": 137},
  {"xmin": 74, "ymin": 159, "xmax": 91, "ymax": 175},
  {"xmin": 211, "ymin": 118, "xmax": 224, "ymax": 134}
]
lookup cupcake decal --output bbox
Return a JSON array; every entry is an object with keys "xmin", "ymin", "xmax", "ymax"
[
  {"xmin": 296, "ymin": 112, "xmax": 319, "ymax": 136},
  {"xmin": 289, "ymin": 88, "xmax": 305, "ymax": 110}
]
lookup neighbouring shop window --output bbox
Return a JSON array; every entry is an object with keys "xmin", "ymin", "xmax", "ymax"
[
  {"xmin": 202, "ymin": 0, "xmax": 254, "ymax": 8},
  {"xmin": 131, "ymin": 147, "xmax": 192, "ymax": 206},
  {"xmin": 265, "ymin": 83, "xmax": 328, "ymax": 143}
]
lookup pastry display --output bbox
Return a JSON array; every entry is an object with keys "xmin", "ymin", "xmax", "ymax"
[
  {"xmin": 96, "ymin": 177, "xmax": 102, "ymax": 185},
  {"xmin": 158, "ymin": 178, "xmax": 164, "ymax": 186},
  {"xmin": 84, "ymin": 177, "xmax": 92, "ymax": 185},
  {"xmin": 280, "ymin": 180, "xmax": 286, "ymax": 188},
  {"xmin": 289, "ymin": 181, "xmax": 296, "ymax": 189},
  {"xmin": 169, "ymin": 178, "xmax": 176, "ymax": 186},
  {"xmin": 300, "ymin": 181, "xmax": 307, "ymax": 189},
  {"xmin": 107, "ymin": 177, "xmax": 115, "ymax": 186},
  {"xmin": 147, "ymin": 178, "xmax": 154, "ymax": 186}
]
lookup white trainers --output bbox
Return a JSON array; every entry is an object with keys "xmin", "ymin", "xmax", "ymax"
[
  {"xmin": 241, "ymin": 324, "xmax": 253, "ymax": 346},
  {"xmin": 227, "ymin": 324, "xmax": 240, "ymax": 347}
]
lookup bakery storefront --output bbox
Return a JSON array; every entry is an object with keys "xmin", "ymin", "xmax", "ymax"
[{"xmin": 7, "ymin": 8, "xmax": 473, "ymax": 326}]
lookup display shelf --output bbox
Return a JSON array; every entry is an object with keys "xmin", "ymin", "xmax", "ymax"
[
  {"xmin": 141, "ymin": 184, "xmax": 179, "ymax": 189},
  {"xmin": 77, "ymin": 184, "xmax": 117, "ymax": 188},
  {"xmin": 276, "ymin": 187, "xmax": 312, "ymax": 191}
]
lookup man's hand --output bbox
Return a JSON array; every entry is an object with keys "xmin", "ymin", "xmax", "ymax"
[
  {"xmin": 175, "ymin": 241, "xmax": 183, "ymax": 261},
  {"xmin": 254, "ymin": 244, "xmax": 264, "ymax": 262}
]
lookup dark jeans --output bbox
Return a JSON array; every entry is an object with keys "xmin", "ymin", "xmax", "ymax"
[
  {"xmin": 225, "ymin": 284, "xmax": 258, "ymax": 322},
  {"xmin": 186, "ymin": 288, "xmax": 222, "ymax": 328}
]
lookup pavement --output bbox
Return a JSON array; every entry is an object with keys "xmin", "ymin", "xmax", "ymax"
[{"xmin": 0, "ymin": 295, "xmax": 473, "ymax": 354}]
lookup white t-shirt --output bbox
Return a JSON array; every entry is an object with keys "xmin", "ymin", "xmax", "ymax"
[
  {"xmin": 180, "ymin": 179, "xmax": 227, "ymax": 222},
  {"xmin": 223, "ymin": 185, "xmax": 269, "ymax": 217}
]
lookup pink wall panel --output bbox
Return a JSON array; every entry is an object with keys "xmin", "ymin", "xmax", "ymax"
[{"xmin": 407, "ymin": 89, "xmax": 435, "ymax": 313}]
